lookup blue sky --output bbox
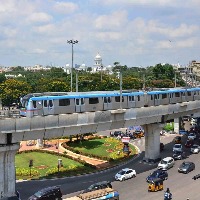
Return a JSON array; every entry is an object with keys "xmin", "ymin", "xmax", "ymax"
[{"xmin": 1, "ymin": 0, "xmax": 200, "ymax": 68}]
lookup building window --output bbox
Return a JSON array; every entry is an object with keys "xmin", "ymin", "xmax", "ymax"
[{"xmin": 59, "ymin": 99, "xmax": 70, "ymax": 106}]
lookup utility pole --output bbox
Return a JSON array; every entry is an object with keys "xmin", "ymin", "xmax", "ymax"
[{"xmin": 67, "ymin": 39, "xmax": 78, "ymax": 92}]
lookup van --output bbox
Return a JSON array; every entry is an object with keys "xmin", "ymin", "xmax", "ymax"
[{"xmin": 28, "ymin": 185, "xmax": 62, "ymax": 200}]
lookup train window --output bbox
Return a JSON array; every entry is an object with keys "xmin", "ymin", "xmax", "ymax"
[
  {"xmin": 104, "ymin": 97, "xmax": 108, "ymax": 103},
  {"xmin": 154, "ymin": 95, "xmax": 158, "ymax": 99},
  {"xmin": 129, "ymin": 96, "xmax": 134, "ymax": 101},
  {"xmin": 33, "ymin": 101, "xmax": 37, "ymax": 108},
  {"xmin": 44, "ymin": 100, "xmax": 47, "ymax": 107},
  {"xmin": 151, "ymin": 95, "xmax": 153, "ymax": 100},
  {"xmin": 175, "ymin": 92, "xmax": 180, "ymax": 97},
  {"xmin": 162, "ymin": 94, "xmax": 167, "ymax": 99},
  {"xmin": 137, "ymin": 95, "xmax": 140, "ymax": 101},
  {"xmin": 108, "ymin": 97, "xmax": 111, "ymax": 103},
  {"xmin": 115, "ymin": 96, "xmax": 124, "ymax": 102},
  {"xmin": 187, "ymin": 91, "xmax": 191, "ymax": 96},
  {"xmin": 49, "ymin": 100, "xmax": 53, "ymax": 107},
  {"xmin": 59, "ymin": 99, "xmax": 70, "ymax": 106},
  {"xmin": 81, "ymin": 98, "xmax": 84, "ymax": 105},
  {"xmin": 89, "ymin": 97, "xmax": 99, "ymax": 104},
  {"xmin": 76, "ymin": 99, "xmax": 79, "ymax": 105}
]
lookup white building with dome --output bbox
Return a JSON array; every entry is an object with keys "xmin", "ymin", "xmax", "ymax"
[{"xmin": 93, "ymin": 52, "xmax": 103, "ymax": 72}]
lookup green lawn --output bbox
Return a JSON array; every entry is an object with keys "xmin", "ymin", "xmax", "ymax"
[
  {"xmin": 15, "ymin": 152, "xmax": 94, "ymax": 179},
  {"xmin": 66, "ymin": 137, "xmax": 137, "ymax": 158}
]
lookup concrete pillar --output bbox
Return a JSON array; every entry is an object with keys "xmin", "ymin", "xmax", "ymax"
[
  {"xmin": 36, "ymin": 139, "xmax": 43, "ymax": 148},
  {"xmin": 143, "ymin": 123, "xmax": 162, "ymax": 163},
  {"xmin": 0, "ymin": 143, "xmax": 20, "ymax": 199},
  {"xmin": 174, "ymin": 118, "xmax": 180, "ymax": 133}
]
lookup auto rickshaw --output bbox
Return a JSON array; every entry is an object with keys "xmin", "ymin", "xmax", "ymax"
[
  {"xmin": 148, "ymin": 178, "xmax": 164, "ymax": 192},
  {"xmin": 133, "ymin": 130, "xmax": 144, "ymax": 138}
]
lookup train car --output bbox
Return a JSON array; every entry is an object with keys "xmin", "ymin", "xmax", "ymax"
[
  {"xmin": 19, "ymin": 87, "xmax": 200, "ymax": 118},
  {"xmin": 20, "ymin": 91, "xmax": 144, "ymax": 117}
]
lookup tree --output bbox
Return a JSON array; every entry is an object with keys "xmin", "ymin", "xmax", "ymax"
[{"xmin": 0, "ymin": 79, "xmax": 31, "ymax": 106}]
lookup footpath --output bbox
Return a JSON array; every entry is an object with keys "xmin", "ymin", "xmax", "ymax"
[{"xmin": 19, "ymin": 139, "xmax": 111, "ymax": 169}]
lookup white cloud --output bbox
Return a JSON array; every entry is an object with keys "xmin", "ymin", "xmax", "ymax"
[
  {"xmin": 95, "ymin": 11, "xmax": 127, "ymax": 30},
  {"xmin": 27, "ymin": 12, "xmax": 52, "ymax": 23},
  {"xmin": 53, "ymin": 2, "xmax": 78, "ymax": 14}
]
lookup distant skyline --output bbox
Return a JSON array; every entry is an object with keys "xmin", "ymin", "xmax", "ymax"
[{"xmin": 1, "ymin": 0, "xmax": 200, "ymax": 68}]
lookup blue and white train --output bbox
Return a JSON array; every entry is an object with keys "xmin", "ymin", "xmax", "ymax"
[{"xmin": 19, "ymin": 87, "xmax": 200, "ymax": 117}]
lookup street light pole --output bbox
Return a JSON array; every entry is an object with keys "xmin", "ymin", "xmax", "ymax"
[
  {"xmin": 119, "ymin": 69, "xmax": 122, "ymax": 110},
  {"xmin": 67, "ymin": 39, "xmax": 78, "ymax": 92},
  {"xmin": 76, "ymin": 70, "xmax": 78, "ymax": 92}
]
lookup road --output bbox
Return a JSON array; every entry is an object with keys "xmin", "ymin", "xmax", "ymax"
[{"xmin": 16, "ymin": 125, "xmax": 200, "ymax": 200}]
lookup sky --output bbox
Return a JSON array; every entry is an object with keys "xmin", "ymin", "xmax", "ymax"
[{"xmin": 1, "ymin": 0, "xmax": 200, "ymax": 68}]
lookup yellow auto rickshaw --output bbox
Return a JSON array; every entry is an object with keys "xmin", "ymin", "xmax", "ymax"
[{"xmin": 148, "ymin": 178, "xmax": 164, "ymax": 192}]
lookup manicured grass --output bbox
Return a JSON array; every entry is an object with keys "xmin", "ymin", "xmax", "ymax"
[
  {"xmin": 15, "ymin": 152, "xmax": 93, "ymax": 179},
  {"xmin": 66, "ymin": 137, "xmax": 137, "ymax": 158}
]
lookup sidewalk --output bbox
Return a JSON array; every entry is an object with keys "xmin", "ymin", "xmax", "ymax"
[{"xmin": 19, "ymin": 139, "xmax": 110, "ymax": 169}]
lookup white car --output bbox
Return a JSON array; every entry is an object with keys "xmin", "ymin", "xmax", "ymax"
[
  {"xmin": 115, "ymin": 168, "xmax": 136, "ymax": 181},
  {"xmin": 173, "ymin": 144, "xmax": 183, "ymax": 152},
  {"xmin": 190, "ymin": 144, "xmax": 200, "ymax": 154},
  {"xmin": 188, "ymin": 133, "xmax": 196, "ymax": 140},
  {"xmin": 157, "ymin": 157, "xmax": 175, "ymax": 170}
]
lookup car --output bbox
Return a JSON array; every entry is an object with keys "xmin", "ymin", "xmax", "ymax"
[
  {"xmin": 82, "ymin": 181, "xmax": 112, "ymax": 193},
  {"xmin": 157, "ymin": 157, "xmax": 175, "ymax": 170},
  {"xmin": 179, "ymin": 129, "xmax": 188, "ymax": 135},
  {"xmin": 28, "ymin": 186, "xmax": 62, "ymax": 200},
  {"xmin": 173, "ymin": 136, "xmax": 182, "ymax": 144},
  {"xmin": 173, "ymin": 150, "xmax": 186, "ymax": 160},
  {"xmin": 188, "ymin": 133, "xmax": 196, "ymax": 140},
  {"xmin": 178, "ymin": 161, "xmax": 195, "ymax": 174},
  {"xmin": 146, "ymin": 169, "xmax": 168, "ymax": 182},
  {"xmin": 115, "ymin": 168, "xmax": 136, "ymax": 181},
  {"xmin": 190, "ymin": 144, "xmax": 200, "ymax": 154},
  {"xmin": 173, "ymin": 144, "xmax": 183, "ymax": 152},
  {"xmin": 185, "ymin": 139, "xmax": 194, "ymax": 148},
  {"xmin": 113, "ymin": 131, "xmax": 124, "ymax": 137}
]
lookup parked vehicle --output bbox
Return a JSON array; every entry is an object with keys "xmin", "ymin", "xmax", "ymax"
[
  {"xmin": 133, "ymin": 130, "xmax": 144, "ymax": 138},
  {"xmin": 28, "ymin": 186, "xmax": 62, "ymax": 200},
  {"xmin": 148, "ymin": 178, "xmax": 164, "ymax": 192},
  {"xmin": 190, "ymin": 144, "xmax": 200, "ymax": 154},
  {"xmin": 115, "ymin": 168, "xmax": 136, "ymax": 181},
  {"xmin": 82, "ymin": 181, "xmax": 112, "ymax": 193},
  {"xmin": 188, "ymin": 133, "xmax": 197, "ymax": 140},
  {"xmin": 178, "ymin": 161, "xmax": 195, "ymax": 174},
  {"xmin": 173, "ymin": 150, "xmax": 186, "ymax": 160},
  {"xmin": 173, "ymin": 136, "xmax": 182, "ymax": 144},
  {"xmin": 157, "ymin": 157, "xmax": 175, "ymax": 170},
  {"xmin": 113, "ymin": 131, "xmax": 124, "ymax": 137},
  {"xmin": 185, "ymin": 139, "xmax": 194, "ymax": 148},
  {"xmin": 173, "ymin": 144, "xmax": 183, "ymax": 152},
  {"xmin": 146, "ymin": 170, "xmax": 168, "ymax": 182}
]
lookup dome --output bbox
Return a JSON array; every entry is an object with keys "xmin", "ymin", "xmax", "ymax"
[{"xmin": 95, "ymin": 52, "xmax": 101, "ymax": 60}]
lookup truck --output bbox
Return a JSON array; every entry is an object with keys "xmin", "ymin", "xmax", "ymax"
[{"xmin": 63, "ymin": 188, "xmax": 119, "ymax": 200}]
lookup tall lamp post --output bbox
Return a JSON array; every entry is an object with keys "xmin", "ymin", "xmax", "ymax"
[{"xmin": 67, "ymin": 39, "xmax": 78, "ymax": 92}]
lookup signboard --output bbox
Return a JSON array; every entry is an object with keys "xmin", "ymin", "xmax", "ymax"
[{"xmin": 122, "ymin": 137, "xmax": 130, "ymax": 143}]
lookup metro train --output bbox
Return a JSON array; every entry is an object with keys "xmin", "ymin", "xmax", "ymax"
[{"xmin": 19, "ymin": 87, "xmax": 200, "ymax": 117}]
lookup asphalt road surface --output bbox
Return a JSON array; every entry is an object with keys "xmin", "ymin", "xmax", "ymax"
[{"xmin": 17, "ymin": 124, "xmax": 200, "ymax": 200}]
